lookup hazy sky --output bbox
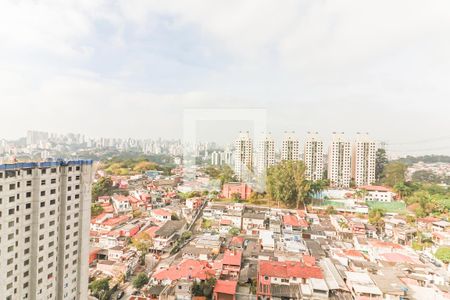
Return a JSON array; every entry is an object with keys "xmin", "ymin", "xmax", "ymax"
[{"xmin": 1, "ymin": 0, "xmax": 450, "ymax": 156}]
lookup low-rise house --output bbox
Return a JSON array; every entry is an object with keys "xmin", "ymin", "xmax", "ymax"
[
  {"xmin": 345, "ymin": 271, "xmax": 382, "ymax": 299},
  {"xmin": 213, "ymin": 280, "xmax": 237, "ymax": 300},
  {"xmin": 432, "ymin": 220, "xmax": 450, "ymax": 232},
  {"xmin": 186, "ymin": 197, "xmax": 203, "ymax": 210},
  {"xmin": 152, "ymin": 259, "xmax": 214, "ymax": 285},
  {"xmin": 153, "ymin": 220, "xmax": 185, "ymax": 251},
  {"xmin": 108, "ymin": 246, "xmax": 126, "ymax": 261},
  {"xmin": 152, "ymin": 208, "xmax": 173, "ymax": 224},
  {"xmin": 112, "ymin": 194, "xmax": 132, "ymax": 214},
  {"xmin": 221, "ymin": 250, "xmax": 242, "ymax": 280},
  {"xmin": 221, "ymin": 182, "xmax": 253, "ymax": 200},
  {"xmin": 359, "ymin": 185, "xmax": 396, "ymax": 202},
  {"xmin": 259, "ymin": 230, "xmax": 275, "ymax": 251},
  {"xmin": 256, "ymin": 260, "xmax": 324, "ymax": 299},
  {"xmin": 219, "ymin": 219, "xmax": 233, "ymax": 235},
  {"xmin": 221, "ymin": 210, "xmax": 242, "ymax": 229},
  {"xmin": 432, "ymin": 231, "xmax": 450, "ymax": 246},
  {"xmin": 191, "ymin": 234, "xmax": 221, "ymax": 254},
  {"xmin": 182, "ymin": 245, "xmax": 214, "ymax": 261},
  {"xmin": 242, "ymin": 211, "xmax": 266, "ymax": 235},
  {"xmin": 282, "ymin": 214, "xmax": 308, "ymax": 233}
]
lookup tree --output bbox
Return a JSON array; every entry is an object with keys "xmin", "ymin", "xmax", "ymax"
[
  {"xmin": 89, "ymin": 278, "xmax": 110, "ymax": 299},
  {"xmin": 229, "ymin": 227, "xmax": 240, "ymax": 236},
  {"xmin": 382, "ymin": 162, "xmax": 407, "ymax": 187},
  {"xmin": 92, "ymin": 177, "xmax": 113, "ymax": 201},
  {"xmin": 218, "ymin": 165, "xmax": 236, "ymax": 187},
  {"xmin": 91, "ymin": 203, "xmax": 104, "ymax": 217},
  {"xmin": 201, "ymin": 218, "xmax": 212, "ymax": 229},
  {"xmin": 266, "ymin": 161, "xmax": 310, "ymax": 208},
  {"xmin": 412, "ymin": 170, "xmax": 441, "ymax": 183},
  {"xmin": 368, "ymin": 208, "xmax": 385, "ymax": 233},
  {"xmin": 131, "ymin": 232, "xmax": 153, "ymax": 254},
  {"xmin": 375, "ymin": 148, "xmax": 388, "ymax": 182},
  {"xmin": 231, "ymin": 192, "xmax": 241, "ymax": 202},
  {"xmin": 132, "ymin": 210, "xmax": 143, "ymax": 218},
  {"xmin": 171, "ymin": 213, "xmax": 180, "ymax": 220},
  {"xmin": 325, "ymin": 205, "xmax": 336, "ymax": 215},
  {"xmin": 435, "ymin": 247, "xmax": 450, "ymax": 264},
  {"xmin": 132, "ymin": 272, "xmax": 149, "ymax": 289}
]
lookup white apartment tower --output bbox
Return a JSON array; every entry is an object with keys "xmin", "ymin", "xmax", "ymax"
[
  {"xmin": 281, "ymin": 131, "xmax": 300, "ymax": 161},
  {"xmin": 328, "ymin": 132, "xmax": 352, "ymax": 188},
  {"xmin": 304, "ymin": 132, "xmax": 324, "ymax": 181},
  {"xmin": 0, "ymin": 160, "xmax": 93, "ymax": 300},
  {"xmin": 234, "ymin": 132, "xmax": 253, "ymax": 181},
  {"xmin": 352, "ymin": 133, "xmax": 376, "ymax": 186},
  {"xmin": 256, "ymin": 133, "xmax": 275, "ymax": 176}
]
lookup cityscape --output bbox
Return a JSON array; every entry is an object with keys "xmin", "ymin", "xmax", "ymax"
[{"xmin": 2, "ymin": 1, "xmax": 450, "ymax": 300}]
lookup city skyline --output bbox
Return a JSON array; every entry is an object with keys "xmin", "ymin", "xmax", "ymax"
[{"xmin": 1, "ymin": 1, "xmax": 450, "ymax": 156}]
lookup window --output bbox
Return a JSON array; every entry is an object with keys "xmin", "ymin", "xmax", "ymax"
[
  {"xmin": 40, "ymin": 202, "xmax": 45, "ymax": 208},
  {"xmin": 51, "ymin": 168, "xmax": 56, "ymax": 174},
  {"xmin": 25, "ymin": 214, "xmax": 31, "ymax": 220},
  {"xmin": 41, "ymin": 169, "xmax": 46, "ymax": 174},
  {"xmin": 50, "ymin": 199, "xmax": 55, "ymax": 205},
  {"xmin": 26, "ymin": 169, "xmax": 32, "ymax": 175},
  {"xmin": 0, "ymin": 185, "xmax": 2, "ymax": 192},
  {"xmin": 9, "ymin": 196, "xmax": 15, "ymax": 203},
  {"xmin": 41, "ymin": 180, "xmax": 45, "ymax": 185},
  {"xmin": 9, "ymin": 184, "xmax": 15, "ymax": 190},
  {"xmin": 26, "ymin": 180, "xmax": 32, "ymax": 186},
  {"xmin": 25, "ymin": 225, "xmax": 30, "ymax": 232},
  {"xmin": 40, "ymin": 191, "xmax": 45, "ymax": 196},
  {"xmin": 26, "ymin": 192, "xmax": 31, "ymax": 198},
  {"xmin": 8, "ymin": 208, "xmax": 14, "ymax": 215},
  {"xmin": 51, "ymin": 178, "xmax": 56, "ymax": 184}
]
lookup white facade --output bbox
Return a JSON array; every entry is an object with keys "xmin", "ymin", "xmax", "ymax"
[
  {"xmin": 256, "ymin": 133, "xmax": 275, "ymax": 176},
  {"xmin": 0, "ymin": 161, "xmax": 93, "ymax": 300},
  {"xmin": 281, "ymin": 132, "xmax": 300, "ymax": 161},
  {"xmin": 234, "ymin": 132, "xmax": 253, "ymax": 181},
  {"xmin": 304, "ymin": 132, "xmax": 324, "ymax": 181},
  {"xmin": 328, "ymin": 133, "xmax": 351, "ymax": 188},
  {"xmin": 352, "ymin": 133, "xmax": 376, "ymax": 186}
]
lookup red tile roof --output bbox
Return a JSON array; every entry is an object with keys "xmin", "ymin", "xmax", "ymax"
[
  {"xmin": 152, "ymin": 259, "xmax": 214, "ymax": 281},
  {"xmin": 102, "ymin": 215, "xmax": 130, "ymax": 226},
  {"xmin": 222, "ymin": 250, "xmax": 242, "ymax": 266},
  {"xmin": 214, "ymin": 280, "xmax": 237, "ymax": 295},
  {"xmin": 230, "ymin": 236, "xmax": 244, "ymax": 247},
  {"xmin": 283, "ymin": 215, "xmax": 300, "ymax": 226},
  {"xmin": 152, "ymin": 209, "xmax": 172, "ymax": 217},
  {"xmin": 259, "ymin": 261, "xmax": 323, "ymax": 279}
]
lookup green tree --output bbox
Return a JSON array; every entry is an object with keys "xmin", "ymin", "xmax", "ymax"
[
  {"xmin": 231, "ymin": 192, "xmax": 241, "ymax": 202},
  {"xmin": 229, "ymin": 227, "xmax": 240, "ymax": 236},
  {"xmin": 91, "ymin": 203, "xmax": 104, "ymax": 217},
  {"xmin": 171, "ymin": 213, "xmax": 180, "ymax": 220},
  {"xmin": 375, "ymin": 148, "xmax": 388, "ymax": 182},
  {"xmin": 201, "ymin": 218, "xmax": 212, "ymax": 229},
  {"xmin": 132, "ymin": 272, "xmax": 149, "ymax": 289},
  {"xmin": 92, "ymin": 177, "xmax": 114, "ymax": 201},
  {"xmin": 218, "ymin": 165, "xmax": 236, "ymax": 187},
  {"xmin": 412, "ymin": 170, "xmax": 441, "ymax": 183},
  {"xmin": 382, "ymin": 162, "xmax": 407, "ymax": 187},
  {"xmin": 266, "ymin": 161, "xmax": 309, "ymax": 208},
  {"xmin": 368, "ymin": 208, "xmax": 385, "ymax": 233},
  {"xmin": 89, "ymin": 278, "xmax": 110, "ymax": 299},
  {"xmin": 435, "ymin": 247, "xmax": 450, "ymax": 264}
]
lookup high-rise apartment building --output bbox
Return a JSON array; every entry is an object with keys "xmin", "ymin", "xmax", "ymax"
[
  {"xmin": 328, "ymin": 132, "xmax": 351, "ymax": 188},
  {"xmin": 0, "ymin": 160, "xmax": 93, "ymax": 300},
  {"xmin": 352, "ymin": 133, "xmax": 376, "ymax": 186},
  {"xmin": 256, "ymin": 133, "xmax": 275, "ymax": 176},
  {"xmin": 234, "ymin": 132, "xmax": 253, "ymax": 181},
  {"xmin": 304, "ymin": 132, "xmax": 324, "ymax": 181},
  {"xmin": 281, "ymin": 131, "xmax": 300, "ymax": 161}
]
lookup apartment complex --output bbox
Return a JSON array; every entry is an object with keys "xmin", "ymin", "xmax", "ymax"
[
  {"xmin": 234, "ymin": 132, "xmax": 253, "ymax": 181},
  {"xmin": 0, "ymin": 160, "xmax": 93, "ymax": 300},
  {"xmin": 304, "ymin": 132, "xmax": 324, "ymax": 181},
  {"xmin": 328, "ymin": 133, "xmax": 352, "ymax": 188},
  {"xmin": 256, "ymin": 133, "xmax": 275, "ymax": 176},
  {"xmin": 352, "ymin": 133, "xmax": 376, "ymax": 186},
  {"xmin": 281, "ymin": 131, "xmax": 300, "ymax": 161}
]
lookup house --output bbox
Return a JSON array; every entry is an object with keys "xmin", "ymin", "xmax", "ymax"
[
  {"xmin": 111, "ymin": 194, "xmax": 132, "ymax": 214},
  {"xmin": 345, "ymin": 272, "xmax": 382, "ymax": 299},
  {"xmin": 221, "ymin": 250, "xmax": 242, "ymax": 280},
  {"xmin": 259, "ymin": 230, "xmax": 275, "ymax": 251},
  {"xmin": 221, "ymin": 210, "xmax": 242, "ymax": 229},
  {"xmin": 221, "ymin": 182, "xmax": 253, "ymax": 200},
  {"xmin": 257, "ymin": 260, "xmax": 324, "ymax": 299},
  {"xmin": 242, "ymin": 211, "xmax": 266, "ymax": 235},
  {"xmin": 219, "ymin": 219, "xmax": 233, "ymax": 235},
  {"xmin": 153, "ymin": 220, "xmax": 185, "ymax": 251},
  {"xmin": 359, "ymin": 185, "xmax": 396, "ymax": 202},
  {"xmin": 213, "ymin": 280, "xmax": 237, "ymax": 300},
  {"xmin": 108, "ymin": 246, "xmax": 126, "ymax": 261},
  {"xmin": 432, "ymin": 220, "xmax": 450, "ymax": 232},
  {"xmin": 432, "ymin": 231, "xmax": 450, "ymax": 246},
  {"xmin": 182, "ymin": 245, "xmax": 213, "ymax": 261},
  {"xmin": 186, "ymin": 197, "xmax": 203, "ymax": 210},
  {"xmin": 151, "ymin": 259, "xmax": 214, "ymax": 285},
  {"xmin": 282, "ymin": 214, "xmax": 308, "ymax": 233},
  {"xmin": 152, "ymin": 208, "xmax": 173, "ymax": 224}
]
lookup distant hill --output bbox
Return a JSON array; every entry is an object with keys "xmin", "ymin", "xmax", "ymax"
[{"xmin": 394, "ymin": 155, "xmax": 450, "ymax": 165}]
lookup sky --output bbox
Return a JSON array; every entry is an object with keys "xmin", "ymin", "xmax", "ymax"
[{"xmin": 1, "ymin": 0, "xmax": 450, "ymax": 156}]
